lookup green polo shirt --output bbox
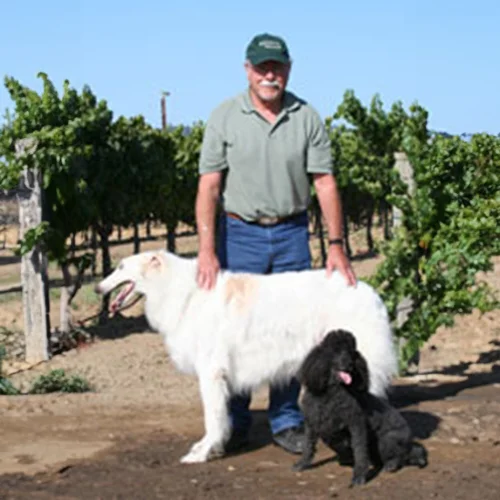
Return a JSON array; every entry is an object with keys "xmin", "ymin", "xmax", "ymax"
[{"xmin": 198, "ymin": 89, "xmax": 333, "ymax": 221}]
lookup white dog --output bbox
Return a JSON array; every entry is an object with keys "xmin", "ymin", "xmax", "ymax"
[{"xmin": 95, "ymin": 250, "xmax": 397, "ymax": 464}]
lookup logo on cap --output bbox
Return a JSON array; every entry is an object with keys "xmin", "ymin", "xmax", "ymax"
[{"xmin": 259, "ymin": 40, "xmax": 282, "ymax": 50}]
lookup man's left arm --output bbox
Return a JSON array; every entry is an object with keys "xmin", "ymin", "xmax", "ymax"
[
  {"xmin": 305, "ymin": 107, "xmax": 357, "ymax": 287},
  {"xmin": 312, "ymin": 172, "xmax": 357, "ymax": 287}
]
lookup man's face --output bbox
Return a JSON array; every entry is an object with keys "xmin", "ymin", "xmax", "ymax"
[{"xmin": 245, "ymin": 60, "xmax": 290, "ymax": 103}]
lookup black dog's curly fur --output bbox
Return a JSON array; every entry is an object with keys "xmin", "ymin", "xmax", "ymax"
[{"xmin": 293, "ymin": 329, "xmax": 427, "ymax": 486}]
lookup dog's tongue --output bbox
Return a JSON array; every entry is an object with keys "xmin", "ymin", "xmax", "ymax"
[
  {"xmin": 110, "ymin": 283, "xmax": 135, "ymax": 312},
  {"xmin": 338, "ymin": 371, "xmax": 352, "ymax": 385}
]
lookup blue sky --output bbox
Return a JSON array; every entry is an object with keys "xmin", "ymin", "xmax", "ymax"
[{"xmin": 1, "ymin": 0, "xmax": 498, "ymax": 135}]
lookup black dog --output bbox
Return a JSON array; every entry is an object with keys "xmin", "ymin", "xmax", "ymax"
[{"xmin": 293, "ymin": 329, "xmax": 427, "ymax": 486}]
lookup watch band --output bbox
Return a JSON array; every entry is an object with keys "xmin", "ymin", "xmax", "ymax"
[{"xmin": 328, "ymin": 238, "xmax": 343, "ymax": 246}]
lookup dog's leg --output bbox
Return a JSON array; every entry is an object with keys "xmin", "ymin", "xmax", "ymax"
[
  {"xmin": 405, "ymin": 442, "xmax": 428, "ymax": 469},
  {"xmin": 348, "ymin": 417, "xmax": 371, "ymax": 486},
  {"xmin": 382, "ymin": 456, "xmax": 404, "ymax": 472},
  {"xmin": 378, "ymin": 428, "xmax": 412, "ymax": 472},
  {"xmin": 292, "ymin": 423, "xmax": 318, "ymax": 472},
  {"xmin": 180, "ymin": 368, "xmax": 231, "ymax": 464}
]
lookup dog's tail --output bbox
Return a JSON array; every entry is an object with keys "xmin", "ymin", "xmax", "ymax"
[{"xmin": 406, "ymin": 442, "xmax": 428, "ymax": 468}]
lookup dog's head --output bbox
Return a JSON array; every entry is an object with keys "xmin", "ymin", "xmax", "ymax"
[
  {"xmin": 297, "ymin": 329, "xmax": 370, "ymax": 395},
  {"xmin": 94, "ymin": 251, "xmax": 169, "ymax": 313}
]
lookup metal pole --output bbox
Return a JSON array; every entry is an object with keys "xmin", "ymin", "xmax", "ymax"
[{"xmin": 161, "ymin": 91, "xmax": 170, "ymax": 130}]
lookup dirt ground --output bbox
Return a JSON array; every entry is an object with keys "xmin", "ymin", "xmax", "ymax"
[{"xmin": 0, "ymin": 219, "xmax": 499, "ymax": 499}]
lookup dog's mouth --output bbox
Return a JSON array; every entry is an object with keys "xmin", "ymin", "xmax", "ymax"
[
  {"xmin": 337, "ymin": 371, "xmax": 352, "ymax": 385},
  {"xmin": 110, "ymin": 281, "xmax": 136, "ymax": 313}
]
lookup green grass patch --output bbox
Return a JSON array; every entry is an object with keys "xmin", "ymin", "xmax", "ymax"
[
  {"xmin": 0, "ymin": 344, "xmax": 21, "ymax": 395},
  {"xmin": 0, "ymin": 345, "xmax": 92, "ymax": 396},
  {"xmin": 77, "ymin": 283, "xmax": 102, "ymax": 307},
  {"xmin": 28, "ymin": 368, "xmax": 92, "ymax": 394},
  {"xmin": 0, "ymin": 290, "xmax": 21, "ymax": 304}
]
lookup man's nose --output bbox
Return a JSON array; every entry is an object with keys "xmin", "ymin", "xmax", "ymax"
[{"xmin": 264, "ymin": 68, "xmax": 276, "ymax": 79}]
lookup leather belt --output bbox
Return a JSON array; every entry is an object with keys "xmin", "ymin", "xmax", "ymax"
[{"xmin": 225, "ymin": 211, "xmax": 305, "ymax": 226}]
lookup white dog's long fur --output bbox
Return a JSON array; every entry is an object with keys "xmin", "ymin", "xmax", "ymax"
[{"xmin": 96, "ymin": 250, "xmax": 397, "ymax": 463}]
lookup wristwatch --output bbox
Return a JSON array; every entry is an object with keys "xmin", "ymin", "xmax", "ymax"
[{"xmin": 328, "ymin": 238, "xmax": 343, "ymax": 246}]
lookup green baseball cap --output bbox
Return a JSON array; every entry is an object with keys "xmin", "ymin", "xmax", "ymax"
[{"xmin": 245, "ymin": 33, "xmax": 291, "ymax": 65}]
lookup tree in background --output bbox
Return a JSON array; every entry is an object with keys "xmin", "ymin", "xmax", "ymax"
[
  {"xmin": 371, "ymin": 130, "xmax": 500, "ymax": 366},
  {"xmin": 328, "ymin": 90, "xmax": 429, "ymax": 255},
  {"xmin": 0, "ymin": 73, "xmax": 113, "ymax": 334},
  {"xmin": 0, "ymin": 73, "xmax": 199, "ymax": 334}
]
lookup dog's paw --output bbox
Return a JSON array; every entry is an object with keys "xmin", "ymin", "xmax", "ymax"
[
  {"xmin": 291, "ymin": 460, "xmax": 310, "ymax": 472},
  {"xmin": 350, "ymin": 471, "xmax": 368, "ymax": 487},
  {"xmin": 180, "ymin": 451, "xmax": 207, "ymax": 464},
  {"xmin": 383, "ymin": 459, "xmax": 402, "ymax": 473},
  {"xmin": 180, "ymin": 439, "xmax": 224, "ymax": 464},
  {"xmin": 180, "ymin": 438, "xmax": 210, "ymax": 463}
]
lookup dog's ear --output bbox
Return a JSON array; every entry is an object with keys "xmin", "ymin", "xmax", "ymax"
[
  {"xmin": 143, "ymin": 252, "xmax": 166, "ymax": 276},
  {"xmin": 352, "ymin": 350, "xmax": 370, "ymax": 392},
  {"xmin": 338, "ymin": 329, "xmax": 357, "ymax": 351},
  {"xmin": 297, "ymin": 345, "xmax": 331, "ymax": 395}
]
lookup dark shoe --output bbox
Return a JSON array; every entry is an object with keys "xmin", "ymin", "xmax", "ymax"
[
  {"xmin": 272, "ymin": 426, "xmax": 305, "ymax": 455},
  {"xmin": 224, "ymin": 429, "xmax": 250, "ymax": 454}
]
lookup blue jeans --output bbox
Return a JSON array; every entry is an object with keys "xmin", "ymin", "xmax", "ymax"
[{"xmin": 216, "ymin": 211, "xmax": 311, "ymax": 435}]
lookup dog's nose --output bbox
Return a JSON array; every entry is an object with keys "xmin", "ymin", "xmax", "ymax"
[{"xmin": 94, "ymin": 283, "xmax": 101, "ymax": 294}]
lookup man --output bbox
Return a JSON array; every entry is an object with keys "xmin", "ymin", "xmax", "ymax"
[{"xmin": 194, "ymin": 32, "xmax": 356, "ymax": 455}]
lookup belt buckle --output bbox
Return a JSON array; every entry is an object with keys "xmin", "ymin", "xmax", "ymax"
[{"xmin": 257, "ymin": 215, "xmax": 280, "ymax": 226}]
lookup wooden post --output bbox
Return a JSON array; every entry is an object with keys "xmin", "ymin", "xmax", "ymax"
[
  {"xmin": 393, "ymin": 152, "xmax": 419, "ymax": 374},
  {"xmin": 15, "ymin": 138, "xmax": 50, "ymax": 363},
  {"xmin": 393, "ymin": 152, "xmax": 414, "ymax": 228}
]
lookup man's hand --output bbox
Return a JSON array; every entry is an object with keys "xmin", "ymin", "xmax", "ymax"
[
  {"xmin": 326, "ymin": 244, "xmax": 357, "ymax": 287},
  {"xmin": 197, "ymin": 249, "xmax": 220, "ymax": 290}
]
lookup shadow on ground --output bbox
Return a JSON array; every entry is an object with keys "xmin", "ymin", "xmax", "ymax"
[
  {"xmin": 392, "ymin": 368, "xmax": 500, "ymax": 408},
  {"xmin": 85, "ymin": 313, "xmax": 151, "ymax": 340},
  {"xmin": 223, "ymin": 405, "xmax": 439, "ymax": 461},
  {"xmin": 421, "ymin": 340, "xmax": 500, "ymax": 378},
  {"xmin": 0, "ymin": 255, "xmax": 21, "ymax": 266}
]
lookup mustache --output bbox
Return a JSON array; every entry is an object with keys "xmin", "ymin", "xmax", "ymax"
[{"xmin": 259, "ymin": 80, "xmax": 281, "ymax": 89}]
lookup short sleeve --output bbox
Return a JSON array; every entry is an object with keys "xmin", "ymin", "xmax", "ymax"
[
  {"xmin": 198, "ymin": 114, "xmax": 228, "ymax": 174},
  {"xmin": 306, "ymin": 110, "xmax": 333, "ymax": 175}
]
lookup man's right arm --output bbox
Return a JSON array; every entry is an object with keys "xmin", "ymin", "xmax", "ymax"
[
  {"xmin": 196, "ymin": 106, "xmax": 228, "ymax": 289},
  {"xmin": 195, "ymin": 171, "xmax": 222, "ymax": 289}
]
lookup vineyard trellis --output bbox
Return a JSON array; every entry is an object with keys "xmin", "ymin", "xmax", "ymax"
[{"xmin": 1, "ymin": 74, "xmax": 499, "ymax": 369}]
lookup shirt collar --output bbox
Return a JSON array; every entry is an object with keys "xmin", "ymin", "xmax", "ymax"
[{"xmin": 240, "ymin": 89, "xmax": 302, "ymax": 114}]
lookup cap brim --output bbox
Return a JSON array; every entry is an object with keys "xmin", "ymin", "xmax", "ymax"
[{"xmin": 248, "ymin": 54, "xmax": 290, "ymax": 65}]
